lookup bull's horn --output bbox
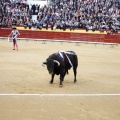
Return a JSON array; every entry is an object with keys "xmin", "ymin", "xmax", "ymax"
[
  {"xmin": 42, "ymin": 61, "xmax": 47, "ymax": 67},
  {"xmin": 53, "ymin": 60, "xmax": 60, "ymax": 66}
]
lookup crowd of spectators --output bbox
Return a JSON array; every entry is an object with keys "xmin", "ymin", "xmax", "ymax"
[{"xmin": 0, "ymin": 0, "xmax": 120, "ymax": 34}]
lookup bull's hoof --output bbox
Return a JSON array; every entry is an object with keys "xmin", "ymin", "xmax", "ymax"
[
  {"xmin": 59, "ymin": 84, "xmax": 63, "ymax": 87},
  {"xmin": 49, "ymin": 81, "xmax": 53, "ymax": 84},
  {"xmin": 74, "ymin": 80, "xmax": 77, "ymax": 83}
]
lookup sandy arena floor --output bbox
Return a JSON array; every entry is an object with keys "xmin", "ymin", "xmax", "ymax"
[{"xmin": 0, "ymin": 40, "xmax": 120, "ymax": 120}]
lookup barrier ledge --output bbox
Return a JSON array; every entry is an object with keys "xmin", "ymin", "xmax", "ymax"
[
  {"xmin": 69, "ymin": 40, "xmax": 119, "ymax": 47},
  {"xmin": 0, "ymin": 37, "xmax": 7, "ymax": 40},
  {"xmin": 33, "ymin": 38, "xmax": 50, "ymax": 43},
  {"xmin": 102, "ymin": 42, "xmax": 119, "ymax": 47},
  {"xmin": 18, "ymin": 38, "xmax": 49, "ymax": 43},
  {"xmin": 27, "ymin": 38, "xmax": 71, "ymax": 43},
  {"xmin": 33, "ymin": 39, "xmax": 71, "ymax": 44},
  {"xmin": 51, "ymin": 40, "xmax": 70, "ymax": 43},
  {"xmin": 0, "ymin": 35, "xmax": 119, "ymax": 47}
]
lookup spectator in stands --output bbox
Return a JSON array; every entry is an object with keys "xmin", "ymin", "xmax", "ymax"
[
  {"xmin": 69, "ymin": 21, "xmax": 75, "ymax": 31},
  {"xmin": 0, "ymin": 0, "xmax": 120, "ymax": 34},
  {"xmin": 27, "ymin": 20, "xmax": 32, "ymax": 29},
  {"xmin": 36, "ymin": 21, "xmax": 42, "ymax": 30},
  {"xmin": 24, "ymin": 21, "xmax": 28, "ymax": 29}
]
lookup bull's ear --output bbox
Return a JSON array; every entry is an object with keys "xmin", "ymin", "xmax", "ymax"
[
  {"xmin": 42, "ymin": 62, "xmax": 47, "ymax": 67},
  {"xmin": 53, "ymin": 60, "xmax": 60, "ymax": 66}
]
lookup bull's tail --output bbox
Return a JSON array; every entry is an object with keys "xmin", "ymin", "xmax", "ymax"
[{"xmin": 73, "ymin": 54, "xmax": 78, "ymax": 68}]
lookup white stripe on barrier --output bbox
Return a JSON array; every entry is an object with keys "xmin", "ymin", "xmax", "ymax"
[{"xmin": 0, "ymin": 94, "xmax": 120, "ymax": 96}]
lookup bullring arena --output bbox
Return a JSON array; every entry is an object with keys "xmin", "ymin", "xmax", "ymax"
[{"xmin": 0, "ymin": 28, "xmax": 120, "ymax": 120}]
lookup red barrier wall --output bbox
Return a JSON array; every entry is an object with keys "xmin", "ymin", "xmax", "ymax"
[{"xmin": 0, "ymin": 28, "xmax": 120, "ymax": 43}]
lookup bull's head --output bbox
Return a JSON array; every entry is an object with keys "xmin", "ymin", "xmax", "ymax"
[{"xmin": 42, "ymin": 59, "xmax": 60, "ymax": 75}]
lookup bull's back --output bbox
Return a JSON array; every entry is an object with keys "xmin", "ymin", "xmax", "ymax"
[
  {"xmin": 48, "ymin": 51, "xmax": 78, "ymax": 68},
  {"xmin": 65, "ymin": 52, "xmax": 78, "ymax": 68},
  {"xmin": 69, "ymin": 54, "xmax": 78, "ymax": 68}
]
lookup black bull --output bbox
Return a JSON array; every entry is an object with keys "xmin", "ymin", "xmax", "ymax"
[{"xmin": 42, "ymin": 51, "xmax": 78, "ymax": 87}]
